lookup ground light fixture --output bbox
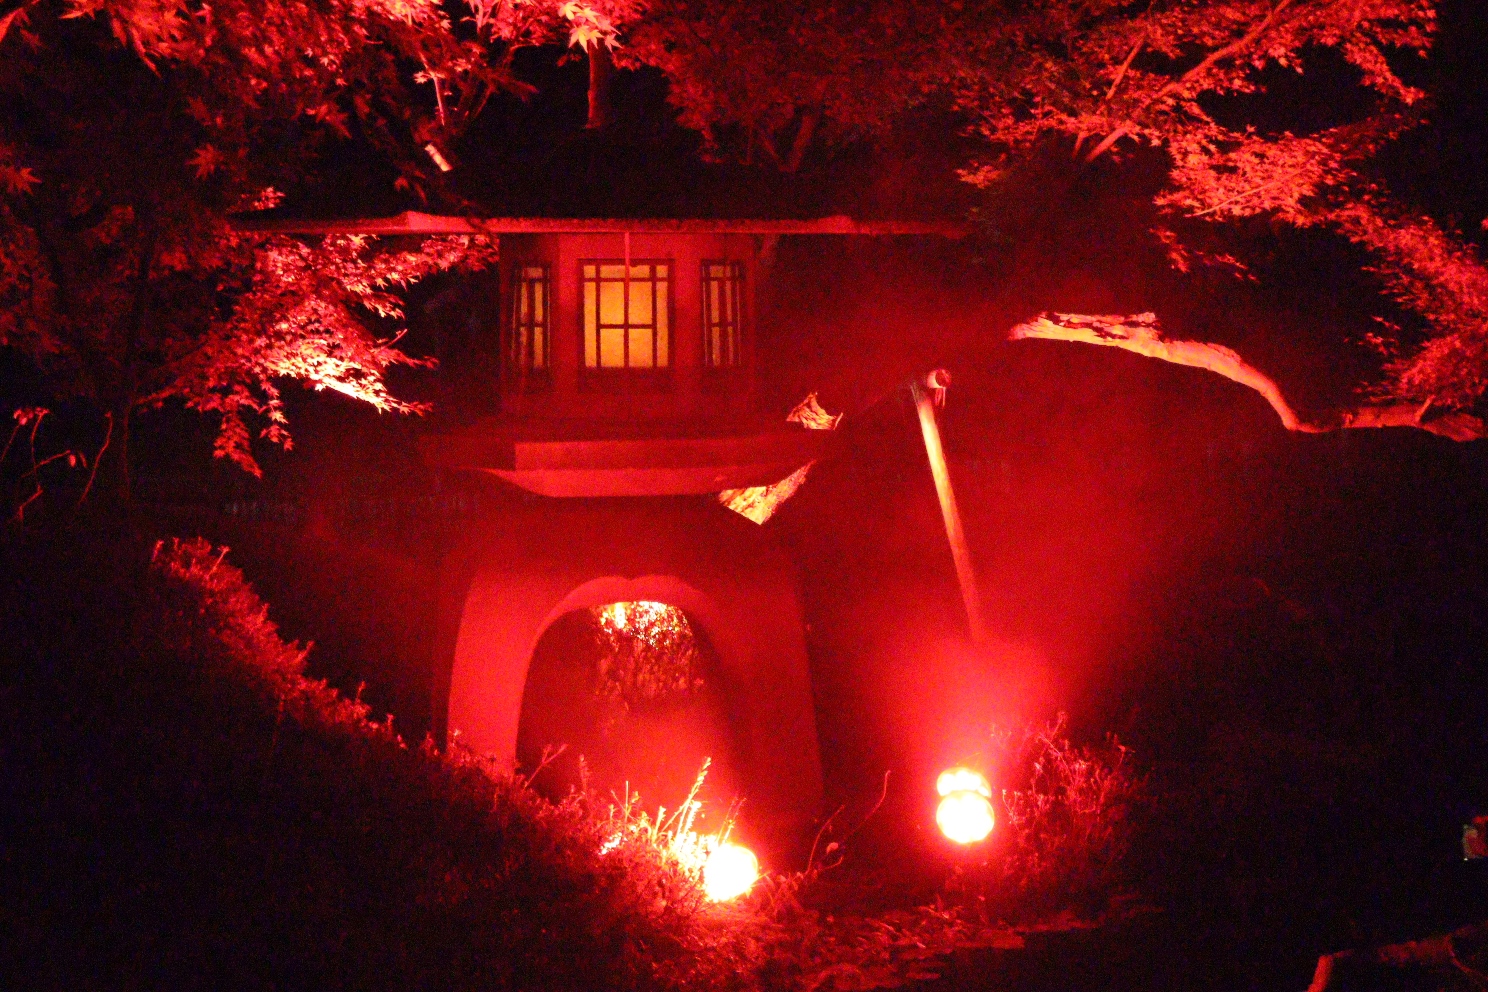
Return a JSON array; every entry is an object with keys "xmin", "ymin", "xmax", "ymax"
[
  {"xmin": 604, "ymin": 825, "xmax": 760, "ymax": 902},
  {"xmin": 936, "ymin": 767, "xmax": 995, "ymax": 844},
  {"xmin": 702, "ymin": 841, "xmax": 760, "ymax": 901}
]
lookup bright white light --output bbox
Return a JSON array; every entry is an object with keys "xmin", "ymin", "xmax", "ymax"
[
  {"xmin": 937, "ymin": 791, "xmax": 995, "ymax": 844},
  {"xmin": 702, "ymin": 842, "xmax": 759, "ymax": 902},
  {"xmin": 936, "ymin": 766, "xmax": 995, "ymax": 844},
  {"xmin": 937, "ymin": 767, "xmax": 991, "ymax": 798}
]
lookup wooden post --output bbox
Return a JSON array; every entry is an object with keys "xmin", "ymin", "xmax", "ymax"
[{"xmin": 912, "ymin": 370, "xmax": 986, "ymax": 644}]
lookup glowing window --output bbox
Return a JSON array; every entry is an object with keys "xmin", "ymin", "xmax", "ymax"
[
  {"xmin": 581, "ymin": 261, "xmax": 671, "ymax": 370},
  {"xmin": 510, "ymin": 264, "xmax": 550, "ymax": 375},
  {"xmin": 702, "ymin": 261, "xmax": 743, "ymax": 368}
]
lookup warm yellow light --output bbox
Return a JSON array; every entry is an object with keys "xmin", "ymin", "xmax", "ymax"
[
  {"xmin": 702, "ymin": 842, "xmax": 759, "ymax": 902},
  {"xmin": 936, "ymin": 767, "xmax": 995, "ymax": 844},
  {"xmin": 600, "ymin": 600, "xmax": 683, "ymax": 632}
]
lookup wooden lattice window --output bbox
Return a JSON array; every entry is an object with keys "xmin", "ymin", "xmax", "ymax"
[
  {"xmin": 702, "ymin": 261, "xmax": 743, "ymax": 368},
  {"xmin": 581, "ymin": 261, "xmax": 671, "ymax": 369},
  {"xmin": 510, "ymin": 264, "xmax": 550, "ymax": 376}
]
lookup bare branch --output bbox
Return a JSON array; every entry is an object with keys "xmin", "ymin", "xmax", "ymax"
[
  {"xmin": 1010, "ymin": 312, "xmax": 1485, "ymax": 442},
  {"xmin": 1104, "ymin": 31, "xmax": 1148, "ymax": 107},
  {"xmin": 783, "ymin": 106, "xmax": 822, "ymax": 173},
  {"xmin": 1075, "ymin": 26, "xmax": 1150, "ymax": 161},
  {"xmin": 9, "ymin": 409, "xmax": 47, "ymax": 524}
]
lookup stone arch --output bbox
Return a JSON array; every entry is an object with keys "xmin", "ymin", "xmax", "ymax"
[
  {"xmin": 536, "ymin": 573, "xmax": 749, "ymax": 703},
  {"xmin": 516, "ymin": 576, "xmax": 749, "ymax": 810},
  {"xmin": 438, "ymin": 500, "xmax": 823, "ymax": 840}
]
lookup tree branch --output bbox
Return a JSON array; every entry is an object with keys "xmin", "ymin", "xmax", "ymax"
[
  {"xmin": 1086, "ymin": 0, "xmax": 1299, "ymax": 163},
  {"xmin": 782, "ymin": 106, "xmax": 822, "ymax": 173},
  {"xmin": 0, "ymin": 0, "xmax": 40, "ymax": 48},
  {"xmin": 9, "ymin": 408, "xmax": 47, "ymax": 524},
  {"xmin": 755, "ymin": 126, "xmax": 784, "ymax": 169},
  {"xmin": 1075, "ymin": 30, "xmax": 1147, "ymax": 159},
  {"xmin": 0, "ymin": 417, "xmax": 21, "ymax": 468},
  {"xmin": 1010, "ymin": 312, "xmax": 1484, "ymax": 442}
]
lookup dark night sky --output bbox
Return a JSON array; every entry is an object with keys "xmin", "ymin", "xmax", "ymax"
[{"xmin": 285, "ymin": 0, "xmax": 1488, "ymax": 242}]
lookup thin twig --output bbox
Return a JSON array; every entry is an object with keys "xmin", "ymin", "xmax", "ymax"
[
  {"xmin": 25, "ymin": 408, "xmax": 44, "ymax": 477},
  {"xmin": 807, "ymin": 804, "xmax": 846, "ymax": 872},
  {"xmin": 840, "ymin": 769, "xmax": 893, "ymax": 846},
  {"xmin": 1187, "ymin": 170, "xmax": 1302, "ymax": 218},
  {"xmin": 521, "ymin": 742, "xmax": 568, "ymax": 786},
  {"xmin": 661, "ymin": 758, "xmax": 711, "ymax": 835},
  {"xmin": 75, "ymin": 411, "xmax": 112, "ymax": 510},
  {"xmin": 29, "ymin": 450, "xmax": 77, "ymax": 472},
  {"xmin": 0, "ymin": 418, "xmax": 20, "ymax": 468},
  {"xmin": 11, "ymin": 484, "xmax": 40, "ymax": 523},
  {"xmin": 10, "ymin": 410, "xmax": 48, "ymax": 524}
]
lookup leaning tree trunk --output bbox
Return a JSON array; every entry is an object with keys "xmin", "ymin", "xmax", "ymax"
[{"xmin": 1010, "ymin": 312, "xmax": 1485, "ymax": 442}]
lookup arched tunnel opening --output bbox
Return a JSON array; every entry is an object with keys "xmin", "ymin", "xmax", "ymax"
[{"xmin": 516, "ymin": 601, "xmax": 744, "ymax": 816}]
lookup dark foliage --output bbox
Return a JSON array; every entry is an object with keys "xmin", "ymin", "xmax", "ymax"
[
  {"xmin": 0, "ymin": 530, "xmax": 699, "ymax": 991},
  {"xmin": 949, "ymin": 717, "xmax": 1147, "ymax": 925},
  {"xmin": 0, "ymin": 528, "xmax": 1061, "ymax": 992}
]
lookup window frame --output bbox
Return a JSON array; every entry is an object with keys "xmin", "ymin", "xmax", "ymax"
[
  {"xmin": 508, "ymin": 262, "xmax": 552, "ymax": 390},
  {"xmin": 578, "ymin": 258, "xmax": 675, "ymax": 387},
  {"xmin": 701, "ymin": 259, "xmax": 745, "ymax": 371}
]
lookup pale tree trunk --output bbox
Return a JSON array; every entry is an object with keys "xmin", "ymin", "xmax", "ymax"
[
  {"xmin": 1010, "ymin": 312, "xmax": 1485, "ymax": 442},
  {"xmin": 757, "ymin": 108, "xmax": 823, "ymax": 173}
]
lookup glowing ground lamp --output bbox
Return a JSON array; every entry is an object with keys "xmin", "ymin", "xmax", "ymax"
[
  {"xmin": 702, "ymin": 841, "xmax": 760, "ymax": 902},
  {"xmin": 936, "ymin": 767, "xmax": 995, "ymax": 844}
]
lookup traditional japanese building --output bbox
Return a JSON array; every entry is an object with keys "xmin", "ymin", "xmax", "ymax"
[{"xmin": 249, "ymin": 211, "xmax": 965, "ymax": 844}]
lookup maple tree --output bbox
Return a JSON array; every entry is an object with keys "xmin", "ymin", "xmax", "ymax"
[
  {"xmin": 942, "ymin": 0, "xmax": 1485, "ymax": 435},
  {"xmin": 0, "ymin": 0, "xmax": 505, "ymax": 494},
  {"xmin": 561, "ymin": 0, "xmax": 1485, "ymax": 436},
  {"xmin": 480, "ymin": 0, "xmax": 947, "ymax": 168},
  {"xmin": 3, "ymin": 0, "xmax": 1484, "ymax": 499},
  {"xmin": 614, "ymin": 0, "xmax": 946, "ymax": 170}
]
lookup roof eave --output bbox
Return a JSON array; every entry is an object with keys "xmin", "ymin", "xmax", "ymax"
[{"xmin": 231, "ymin": 210, "xmax": 970, "ymax": 238}]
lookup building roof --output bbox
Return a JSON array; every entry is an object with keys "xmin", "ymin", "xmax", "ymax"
[
  {"xmin": 233, "ymin": 210, "xmax": 969, "ymax": 238},
  {"xmin": 421, "ymin": 421, "xmax": 833, "ymax": 498}
]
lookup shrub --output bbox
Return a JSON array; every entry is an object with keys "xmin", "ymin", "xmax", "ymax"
[{"xmin": 953, "ymin": 715, "xmax": 1147, "ymax": 924}]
